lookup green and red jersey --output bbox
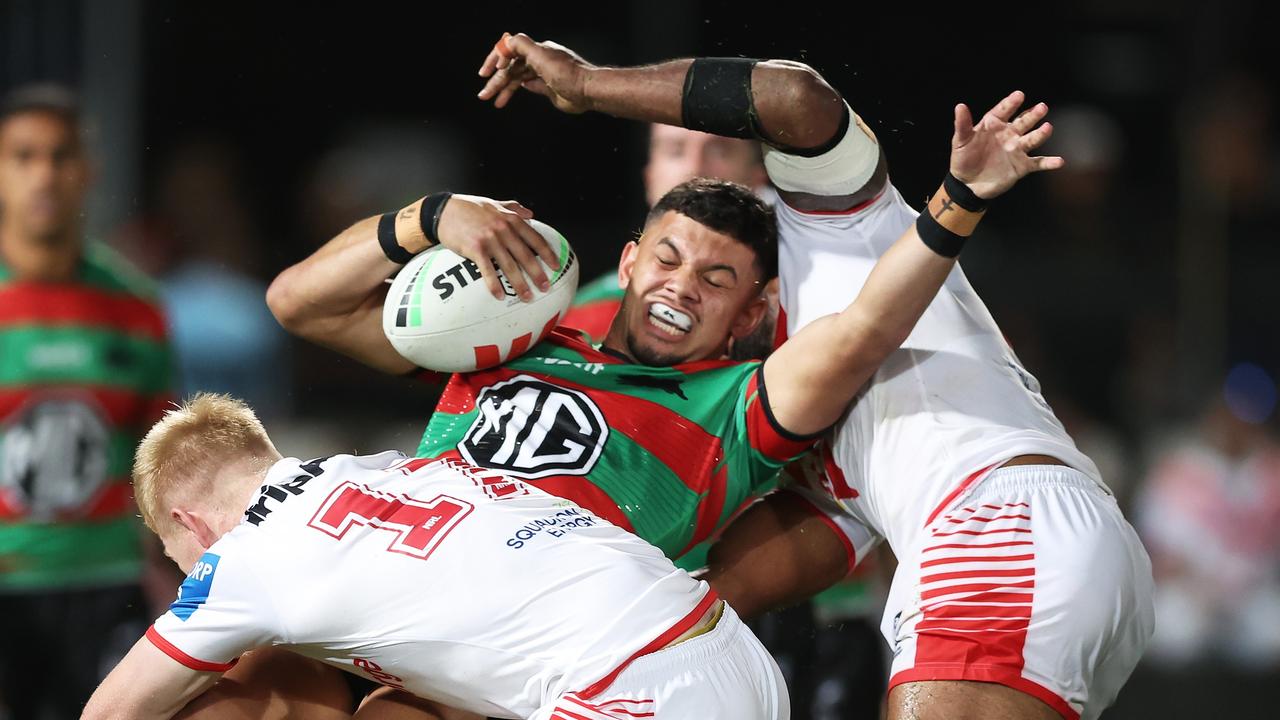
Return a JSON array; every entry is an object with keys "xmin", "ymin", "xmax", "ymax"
[
  {"xmin": 416, "ymin": 328, "xmax": 814, "ymax": 558},
  {"xmin": 559, "ymin": 272, "xmax": 623, "ymax": 344},
  {"xmin": 0, "ymin": 243, "xmax": 173, "ymax": 591}
]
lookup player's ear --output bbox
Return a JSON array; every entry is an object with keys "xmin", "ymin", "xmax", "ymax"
[
  {"xmin": 172, "ymin": 508, "xmax": 219, "ymax": 550},
  {"xmin": 617, "ymin": 240, "xmax": 640, "ymax": 289},
  {"xmin": 730, "ymin": 291, "xmax": 768, "ymax": 341}
]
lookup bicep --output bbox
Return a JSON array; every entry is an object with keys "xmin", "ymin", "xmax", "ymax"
[
  {"xmin": 84, "ymin": 636, "xmax": 220, "ymax": 720},
  {"xmin": 761, "ymin": 313, "xmax": 880, "ymax": 437},
  {"xmin": 302, "ymin": 285, "xmax": 417, "ymax": 375}
]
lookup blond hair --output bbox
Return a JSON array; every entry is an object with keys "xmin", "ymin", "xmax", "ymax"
[{"xmin": 133, "ymin": 393, "xmax": 276, "ymax": 534}]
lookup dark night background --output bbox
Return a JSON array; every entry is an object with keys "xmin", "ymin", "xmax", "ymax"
[{"xmin": 3, "ymin": 1, "xmax": 1279, "ymax": 717}]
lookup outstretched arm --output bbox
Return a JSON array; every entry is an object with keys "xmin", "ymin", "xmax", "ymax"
[
  {"xmin": 478, "ymin": 33, "xmax": 881, "ymax": 207},
  {"xmin": 478, "ymin": 33, "xmax": 842, "ymax": 151},
  {"xmin": 762, "ymin": 91, "xmax": 1061, "ymax": 435}
]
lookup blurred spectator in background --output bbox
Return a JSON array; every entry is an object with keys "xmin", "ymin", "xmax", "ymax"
[
  {"xmin": 0, "ymin": 84, "xmax": 173, "ymax": 719},
  {"xmin": 1136, "ymin": 364, "xmax": 1280, "ymax": 669},
  {"xmin": 114, "ymin": 137, "xmax": 291, "ymax": 421},
  {"xmin": 284, "ymin": 122, "xmax": 473, "ymax": 459}
]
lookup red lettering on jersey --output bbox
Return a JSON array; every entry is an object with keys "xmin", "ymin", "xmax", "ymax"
[
  {"xmin": 354, "ymin": 658, "xmax": 406, "ymax": 690},
  {"xmin": 308, "ymin": 482, "xmax": 473, "ymax": 561}
]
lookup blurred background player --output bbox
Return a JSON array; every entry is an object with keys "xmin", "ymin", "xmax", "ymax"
[
  {"xmin": 0, "ymin": 84, "xmax": 174, "ymax": 720},
  {"xmin": 1136, "ymin": 367, "xmax": 1280, "ymax": 669}
]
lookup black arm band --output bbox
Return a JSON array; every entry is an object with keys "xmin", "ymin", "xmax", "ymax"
[
  {"xmin": 420, "ymin": 191, "xmax": 452, "ymax": 246},
  {"xmin": 915, "ymin": 212, "xmax": 967, "ymax": 258},
  {"xmin": 378, "ymin": 212, "xmax": 415, "ymax": 264},
  {"xmin": 681, "ymin": 57, "xmax": 761, "ymax": 139},
  {"xmin": 942, "ymin": 173, "xmax": 987, "ymax": 212}
]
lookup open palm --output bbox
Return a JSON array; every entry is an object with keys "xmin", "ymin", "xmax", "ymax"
[{"xmin": 950, "ymin": 90, "xmax": 1064, "ymax": 199}]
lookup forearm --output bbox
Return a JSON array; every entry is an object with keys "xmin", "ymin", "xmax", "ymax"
[
  {"xmin": 581, "ymin": 61, "xmax": 689, "ymax": 125},
  {"xmin": 84, "ymin": 638, "xmax": 218, "ymax": 720},
  {"xmin": 705, "ymin": 492, "xmax": 850, "ymax": 619}
]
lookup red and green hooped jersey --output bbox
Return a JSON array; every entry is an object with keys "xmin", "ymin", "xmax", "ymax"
[
  {"xmin": 0, "ymin": 243, "xmax": 173, "ymax": 591},
  {"xmin": 416, "ymin": 329, "xmax": 814, "ymax": 558}
]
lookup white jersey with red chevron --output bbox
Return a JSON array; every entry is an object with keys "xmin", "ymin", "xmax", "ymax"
[
  {"xmin": 773, "ymin": 182, "xmax": 1101, "ymax": 555},
  {"xmin": 146, "ymin": 453, "xmax": 719, "ymax": 719}
]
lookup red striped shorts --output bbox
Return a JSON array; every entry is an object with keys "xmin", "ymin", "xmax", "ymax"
[{"xmin": 885, "ymin": 465, "xmax": 1153, "ymax": 720}]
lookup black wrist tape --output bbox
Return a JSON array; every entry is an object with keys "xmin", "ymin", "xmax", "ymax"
[
  {"xmin": 916, "ymin": 211, "xmax": 967, "ymax": 258},
  {"xmin": 943, "ymin": 173, "xmax": 987, "ymax": 212},
  {"xmin": 681, "ymin": 58, "xmax": 761, "ymax": 139},
  {"xmin": 378, "ymin": 212, "xmax": 415, "ymax": 264},
  {"xmin": 420, "ymin": 191, "xmax": 453, "ymax": 246}
]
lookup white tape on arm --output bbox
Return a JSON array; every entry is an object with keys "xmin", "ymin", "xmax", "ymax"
[{"xmin": 763, "ymin": 101, "xmax": 880, "ymax": 196}]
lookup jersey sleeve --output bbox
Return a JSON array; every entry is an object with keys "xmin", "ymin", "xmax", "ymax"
[
  {"xmin": 147, "ymin": 547, "xmax": 277, "ymax": 672},
  {"xmin": 722, "ymin": 365, "xmax": 822, "ymax": 494}
]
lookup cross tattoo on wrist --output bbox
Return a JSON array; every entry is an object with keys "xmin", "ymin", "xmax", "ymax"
[{"xmin": 932, "ymin": 195, "xmax": 956, "ymax": 220}]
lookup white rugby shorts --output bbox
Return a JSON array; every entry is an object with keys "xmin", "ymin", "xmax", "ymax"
[
  {"xmin": 533, "ymin": 603, "xmax": 789, "ymax": 720},
  {"xmin": 884, "ymin": 464, "xmax": 1154, "ymax": 720}
]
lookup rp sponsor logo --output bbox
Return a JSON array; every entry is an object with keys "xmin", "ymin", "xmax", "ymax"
[
  {"xmin": 459, "ymin": 375, "xmax": 608, "ymax": 479},
  {"xmin": 171, "ymin": 552, "xmax": 220, "ymax": 621}
]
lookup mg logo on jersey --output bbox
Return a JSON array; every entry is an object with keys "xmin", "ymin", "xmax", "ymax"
[
  {"xmin": 0, "ymin": 398, "xmax": 110, "ymax": 520},
  {"xmin": 459, "ymin": 375, "xmax": 608, "ymax": 479}
]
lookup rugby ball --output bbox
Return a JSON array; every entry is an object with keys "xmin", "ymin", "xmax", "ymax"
[{"xmin": 382, "ymin": 219, "xmax": 579, "ymax": 372}]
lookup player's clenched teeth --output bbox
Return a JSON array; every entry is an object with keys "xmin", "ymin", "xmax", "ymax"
[{"xmin": 648, "ymin": 302, "xmax": 692, "ymax": 336}]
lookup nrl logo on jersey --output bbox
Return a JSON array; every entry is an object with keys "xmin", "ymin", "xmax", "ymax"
[{"xmin": 459, "ymin": 375, "xmax": 608, "ymax": 479}]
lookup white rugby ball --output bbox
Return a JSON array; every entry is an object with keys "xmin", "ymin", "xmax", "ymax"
[{"xmin": 383, "ymin": 219, "xmax": 579, "ymax": 372}]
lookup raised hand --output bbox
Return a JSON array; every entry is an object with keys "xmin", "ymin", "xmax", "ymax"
[
  {"xmin": 477, "ymin": 32, "xmax": 594, "ymax": 113},
  {"xmin": 950, "ymin": 90, "xmax": 1064, "ymax": 199},
  {"xmin": 435, "ymin": 194, "xmax": 559, "ymax": 302}
]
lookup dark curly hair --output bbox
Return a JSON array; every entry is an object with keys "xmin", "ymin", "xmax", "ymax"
[{"xmin": 646, "ymin": 177, "xmax": 777, "ymax": 281}]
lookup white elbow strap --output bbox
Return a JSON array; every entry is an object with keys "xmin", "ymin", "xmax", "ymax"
[{"xmin": 763, "ymin": 101, "xmax": 880, "ymax": 196}]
